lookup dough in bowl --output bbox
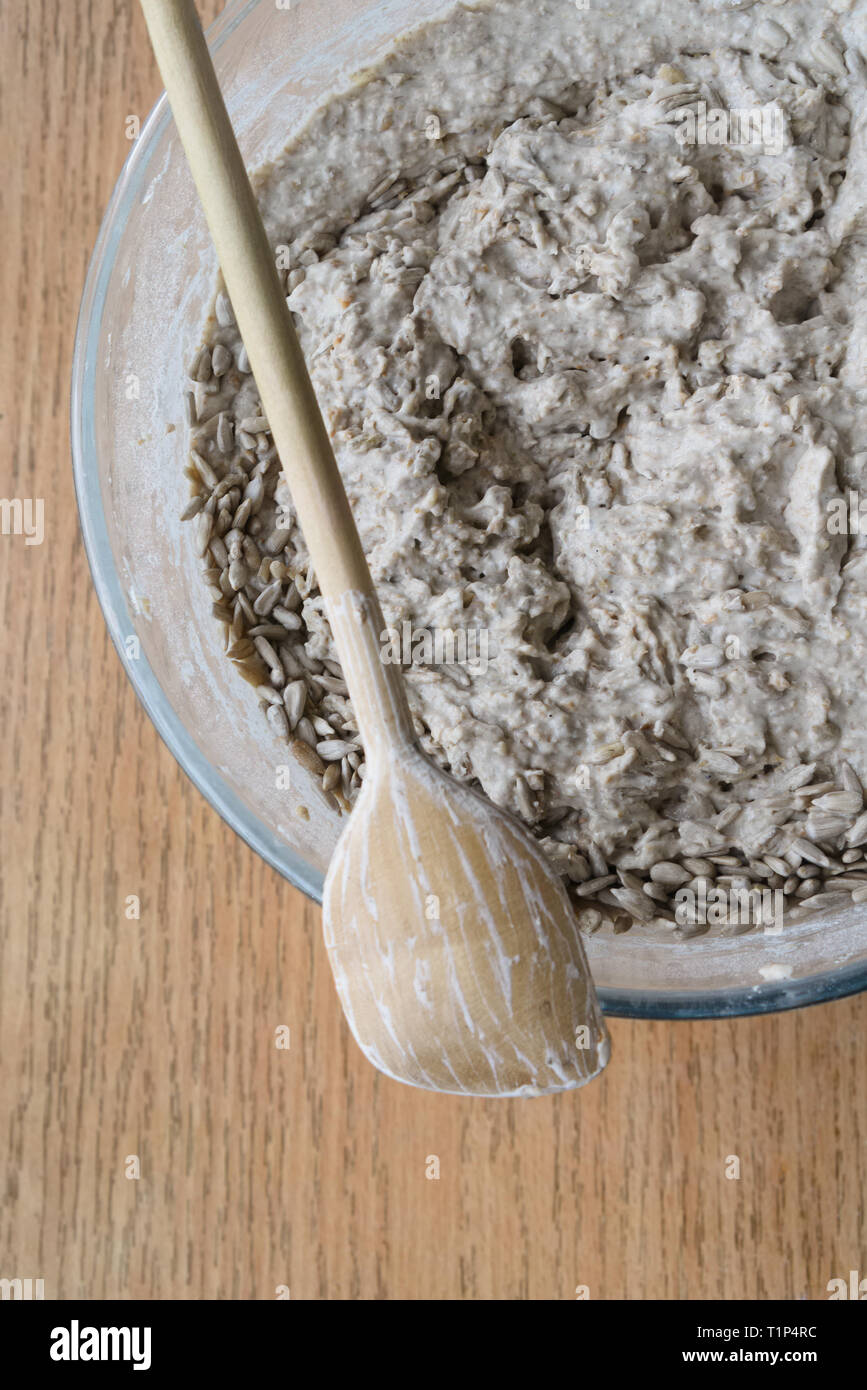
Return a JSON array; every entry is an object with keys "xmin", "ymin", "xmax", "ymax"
[{"xmin": 181, "ymin": 0, "xmax": 867, "ymax": 938}]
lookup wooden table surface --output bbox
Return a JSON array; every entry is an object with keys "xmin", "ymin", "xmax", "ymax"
[{"xmin": 1, "ymin": 0, "xmax": 864, "ymax": 1301}]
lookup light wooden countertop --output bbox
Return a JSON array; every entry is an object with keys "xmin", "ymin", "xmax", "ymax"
[{"xmin": 0, "ymin": 0, "xmax": 864, "ymax": 1299}]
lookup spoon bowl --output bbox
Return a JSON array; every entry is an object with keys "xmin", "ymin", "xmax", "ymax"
[{"xmin": 324, "ymin": 742, "xmax": 610, "ymax": 1096}]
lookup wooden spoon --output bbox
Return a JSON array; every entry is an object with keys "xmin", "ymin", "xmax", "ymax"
[{"xmin": 139, "ymin": 0, "xmax": 611, "ymax": 1095}]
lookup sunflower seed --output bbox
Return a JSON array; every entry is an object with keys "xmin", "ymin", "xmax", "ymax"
[
  {"xmin": 257, "ymin": 685, "xmax": 283, "ymax": 706},
  {"xmin": 681, "ymin": 644, "xmax": 725, "ymax": 670},
  {"xmin": 266, "ymin": 703, "xmax": 289, "ymax": 740},
  {"xmin": 211, "ymin": 342, "xmax": 232, "ymax": 376},
  {"xmin": 265, "ymin": 526, "xmax": 293, "ymax": 556},
  {"xmin": 317, "ymin": 674, "xmax": 349, "ymax": 695},
  {"xmin": 763, "ymin": 855, "xmax": 791, "ymax": 877},
  {"xmin": 194, "ymin": 510, "xmax": 213, "ymax": 556},
  {"xmin": 317, "ymin": 739, "xmax": 356, "ymax": 761},
  {"xmin": 568, "ymin": 855, "xmax": 591, "ymax": 883},
  {"xmin": 190, "ymin": 449, "xmax": 219, "ymax": 489},
  {"xmin": 216, "ymin": 412, "xmax": 235, "ymax": 455},
  {"xmin": 790, "ymin": 837, "xmax": 832, "ymax": 868},
  {"xmin": 272, "ymin": 606, "xmax": 303, "ymax": 630},
  {"xmin": 800, "ymin": 782, "xmax": 839, "ymax": 798},
  {"xmin": 587, "ymin": 843, "xmax": 608, "ymax": 878},
  {"xmin": 296, "ymin": 716, "xmax": 316, "ymax": 746},
  {"xmin": 227, "ymin": 560, "xmax": 247, "ymax": 591},
  {"xmin": 252, "ymin": 580, "xmax": 282, "ymax": 617},
  {"xmin": 215, "ymin": 291, "xmax": 234, "ymax": 326},
  {"xmin": 188, "ymin": 346, "xmax": 208, "ymax": 380},
  {"xmin": 779, "ymin": 764, "xmax": 817, "ymax": 792},
  {"xmin": 846, "ymin": 812, "xmax": 867, "ymax": 847},
  {"xmin": 700, "ymin": 749, "xmax": 742, "ymax": 778},
  {"xmin": 282, "ymin": 680, "xmax": 307, "ymax": 729},
  {"xmin": 682, "ymin": 857, "xmax": 716, "ymax": 877},
  {"xmin": 660, "ymin": 724, "xmax": 690, "ymax": 751},
  {"xmin": 805, "ymin": 811, "xmax": 850, "ymax": 841},
  {"xmin": 322, "ymin": 762, "xmax": 341, "ymax": 793},
  {"xmin": 797, "ymin": 890, "xmax": 851, "ymax": 913},
  {"xmin": 574, "ymin": 875, "xmax": 618, "ymax": 897},
  {"xmin": 839, "ymin": 761, "xmax": 863, "ymax": 798},
  {"xmin": 812, "ymin": 790, "xmax": 862, "ymax": 814},
  {"xmin": 618, "ymin": 870, "xmax": 644, "ymax": 893},
  {"xmin": 253, "ymin": 636, "xmax": 281, "ymax": 670},
  {"xmin": 610, "ymin": 887, "xmax": 655, "ymax": 921},
  {"xmin": 714, "ymin": 804, "xmax": 742, "ymax": 831},
  {"xmin": 649, "ymin": 861, "xmax": 691, "ymax": 887},
  {"xmin": 813, "ymin": 36, "xmax": 848, "ymax": 78},
  {"xmin": 596, "ymin": 890, "xmax": 626, "ymax": 911},
  {"xmin": 290, "ymin": 737, "xmax": 324, "ymax": 776},
  {"xmin": 226, "ymin": 637, "xmax": 254, "ymax": 660},
  {"xmin": 279, "ymin": 647, "xmax": 303, "ymax": 680}
]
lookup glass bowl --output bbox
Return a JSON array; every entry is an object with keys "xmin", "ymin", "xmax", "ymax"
[{"xmin": 72, "ymin": 0, "xmax": 867, "ymax": 1017}]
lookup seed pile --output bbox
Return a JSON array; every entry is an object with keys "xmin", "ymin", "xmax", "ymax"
[{"xmin": 182, "ymin": 317, "xmax": 365, "ymax": 814}]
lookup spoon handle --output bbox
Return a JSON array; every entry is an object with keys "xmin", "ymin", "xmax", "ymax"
[{"xmin": 139, "ymin": 0, "xmax": 416, "ymax": 753}]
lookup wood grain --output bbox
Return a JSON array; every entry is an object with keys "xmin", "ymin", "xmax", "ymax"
[{"xmin": 0, "ymin": 0, "xmax": 864, "ymax": 1300}]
